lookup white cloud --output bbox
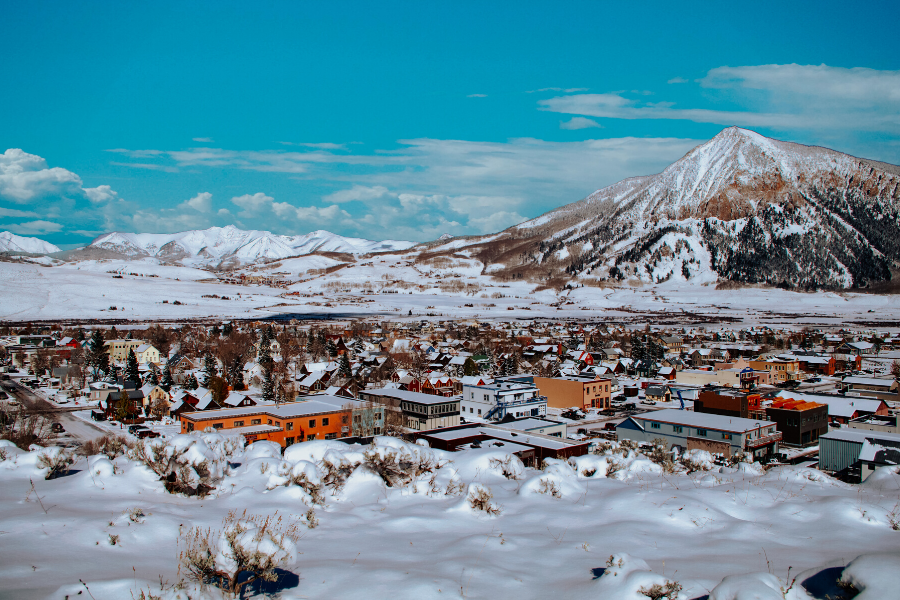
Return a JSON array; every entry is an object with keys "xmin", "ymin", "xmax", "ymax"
[
  {"xmin": 560, "ymin": 117, "xmax": 603, "ymax": 130},
  {"xmin": 231, "ymin": 192, "xmax": 275, "ymax": 214},
  {"xmin": 192, "ymin": 137, "xmax": 214, "ymax": 143},
  {"xmin": 324, "ymin": 185, "xmax": 391, "ymax": 203},
  {"xmin": 667, "ymin": 77, "xmax": 689, "ymax": 84},
  {"xmin": 467, "ymin": 94, "xmax": 488, "ymax": 98},
  {"xmin": 0, "ymin": 207, "xmax": 39, "ymax": 218},
  {"xmin": 540, "ymin": 64, "xmax": 900, "ymax": 133},
  {"xmin": 84, "ymin": 185, "xmax": 119, "ymax": 203},
  {"xmin": 6, "ymin": 220, "xmax": 63, "ymax": 234},
  {"xmin": 182, "ymin": 192, "xmax": 213, "ymax": 213},
  {"xmin": 0, "ymin": 149, "xmax": 85, "ymax": 203}
]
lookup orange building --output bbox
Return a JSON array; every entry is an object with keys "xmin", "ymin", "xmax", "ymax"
[
  {"xmin": 533, "ymin": 375, "xmax": 612, "ymax": 411},
  {"xmin": 178, "ymin": 395, "xmax": 384, "ymax": 446}
]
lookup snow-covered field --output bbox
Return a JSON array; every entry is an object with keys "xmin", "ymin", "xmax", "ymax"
[
  {"xmin": 2, "ymin": 257, "xmax": 900, "ymax": 327},
  {"xmin": 1, "ymin": 434, "xmax": 898, "ymax": 599}
]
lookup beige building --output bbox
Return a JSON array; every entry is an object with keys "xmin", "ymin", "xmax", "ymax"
[
  {"xmin": 675, "ymin": 368, "xmax": 742, "ymax": 387},
  {"xmin": 534, "ymin": 376, "xmax": 612, "ymax": 411},
  {"xmin": 105, "ymin": 339, "xmax": 147, "ymax": 362},
  {"xmin": 134, "ymin": 344, "xmax": 160, "ymax": 364},
  {"xmin": 749, "ymin": 358, "xmax": 800, "ymax": 382}
]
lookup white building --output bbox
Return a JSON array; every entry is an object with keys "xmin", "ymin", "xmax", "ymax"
[{"xmin": 461, "ymin": 381, "xmax": 547, "ymax": 421}]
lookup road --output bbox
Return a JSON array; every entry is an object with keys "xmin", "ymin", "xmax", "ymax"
[{"xmin": 1, "ymin": 379, "xmax": 106, "ymax": 446}]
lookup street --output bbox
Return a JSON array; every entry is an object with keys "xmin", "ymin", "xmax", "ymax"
[{"xmin": 1, "ymin": 379, "xmax": 106, "ymax": 446}]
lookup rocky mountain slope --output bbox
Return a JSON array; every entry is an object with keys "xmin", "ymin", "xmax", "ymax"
[
  {"xmin": 67, "ymin": 225, "xmax": 414, "ymax": 267},
  {"xmin": 0, "ymin": 231, "xmax": 61, "ymax": 254},
  {"xmin": 428, "ymin": 127, "xmax": 900, "ymax": 290}
]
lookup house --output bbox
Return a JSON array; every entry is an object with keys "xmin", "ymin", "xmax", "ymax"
[
  {"xmin": 617, "ymin": 409, "xmax": 781, "ymax": 460},
  {"xmin": 657, "ymin": 366, "xmax": 676, "ymax": 381},
  {"xmin": 675, "ymin": 368, "xmax": 741, "ymax": 387},
  {"xmin": 533, "ymin": 375, "xmax": 612, "ymax": 411},
  {"xmin": 413, "ymin": 422, "xmax": 590, "ymax": 467},
  {"xmin": 645, "ymin": 385, "xmax": 671, "ymax": 404},
  {"xmin": 839, "ymin": 377, "xmax": 898, "ymax": 394},
  {"xmin": 104, "ymin": 339, "xmax": 148, "ymax": 362},
  {"xmin": 140, "ymin": 384, "xmax": 169, "ymax": 408},
  {"xmin": 298, "ymin": 370, "xmax": 331, "ymax": 393},
  {"xmin": 773, "ymin": 391, "xmax": 889, "ymax": 425},
  {"xmin": 178, "ymin": 395, "xmax": 380, "ymax": 446},
  {"xmin": 748, "ymin": 358, "xmax": 801, "ymax": 383},
  {"xmin": 134, "ymin": 344, "xmax": 160, "ymax": 365},
  {"xmin": 765, "ymin": 398, "xmax": 828, "ymax": 447},
  {"xmin": 461, "ymin": 380, "xmax": 547, "ymax": 421},
  {"xmin": 358, "ymin": 388, "xmax": 460, "ymax": 431}
]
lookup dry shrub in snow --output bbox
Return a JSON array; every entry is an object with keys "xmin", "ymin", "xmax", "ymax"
[
  {"xmin": 647, "ymin": 439, "xmax": 676, "ymax": 473},
  {"xmin": 488, "ymin": 455, "xmax": 523, "ymax": 480},
  {"xmin": 362, "ymin": 444, "xmax": 439, "ymax": 488},
  {"xmin": 467, "ymin": 483, "xmax": 501, "ymax": 516},
  {"xmin": 640, "ymin": 581, "xmax": 683, "ymax": 600},
  {"xmin": 286, "ymin": 464, "xmax": 324, "ymax": 505},
  {"xmin": 180, "ymin": 510, "xmax": 298, "ymax": 598},
  {"xmin": 78, "ymin": 434, "xmax": 130, "ymax": 459},
  {"xmin": 128, "ymin": 432, "xmax": 238, "ymax": 497},
  {"xmin": 36, "ymin": 447, "xmax": 74, "ymax": 479},
  {"xmin": 0, "ymin": 407, "xmax": 53, "ymax": 449},
  {"xmin": 537, "ymin": 478, "xmax": 562, "ymax": 498}
]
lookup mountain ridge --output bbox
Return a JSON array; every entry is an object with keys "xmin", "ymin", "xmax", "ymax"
[{"xmin": 0, "ymin": 231, "xmax": 61, "ymax": 254}]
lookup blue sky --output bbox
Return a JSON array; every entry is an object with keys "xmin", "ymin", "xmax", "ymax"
[{"xmin": 2, "ymin": 1, "xmax": 899, "ymax": 248}]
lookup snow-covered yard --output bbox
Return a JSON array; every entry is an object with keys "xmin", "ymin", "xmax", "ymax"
[{"xmin": 1, "ymin": 434, "xmax": 898, "ymax": 599}]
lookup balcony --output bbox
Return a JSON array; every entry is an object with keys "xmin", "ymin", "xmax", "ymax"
[{"xmin": 745, "ymin": 431, "xmax": 782, "ymax": 449}]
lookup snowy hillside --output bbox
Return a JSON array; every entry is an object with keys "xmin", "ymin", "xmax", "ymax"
[
  {"xmin": 0, "ymin": 231, "xmax": 60, "ymax": 254},
  {"xmin": 82, "ymin": 225, "xmax": 414, "ymax": 267},
  {"xmin": 438, "ymin": 127, "xmax": 900, "ymax": 290}
]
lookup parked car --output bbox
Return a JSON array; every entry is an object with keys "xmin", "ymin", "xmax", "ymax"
[
  {"xmin": 806, "ymin": 377, "xmax": 821, "ymax": 383},
  {"xmin": 640, "ymin": 399, "xmax": 656, "ymax": 405},
  {"xmin": 603, "ymin": 422, "xmax": 618, "ymax": 431},
  {"xmin": 127, "ymin": 424, "xmax": 145, "ymax": 434},
  {"xmin": 134, "ymin": 428, "xmax": 160, "ymax": 439},
  {"xmin": 51, "ymin": 423, "xmax": 65, "ymax": 433}
]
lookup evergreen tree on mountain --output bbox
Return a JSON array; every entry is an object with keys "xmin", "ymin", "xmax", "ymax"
[
  {"xmin": 125, "ymin": 349, "xmax": 141, "ymax": 385},
  {"xmin": 201, "ymin": 352, "xmax": 218, "ymax": 388},
  {"xmin": 160, "ymin": 362, "xmax": 174, "ymax": 392}
]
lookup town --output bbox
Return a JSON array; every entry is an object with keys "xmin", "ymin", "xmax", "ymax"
[{"xmin": 3, "ymin": 317, "xmax": 898, "ymax": 484}]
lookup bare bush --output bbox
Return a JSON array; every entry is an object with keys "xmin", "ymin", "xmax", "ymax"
[
  {"xmin": 639, "ymin": 581, "xmax": 683, "ymax": 600},
  {"xmin": 467, "ymin": 484, "xmax": 501, "ymax": 516},
  {"xmin": 647, "ymin": 440, "xmax": 675, "ymax": 473},
  {"xmin": 0, "ymin": 407, "xmax": 53, "ymax": 450},
  {"xmin": 37, "ymin": 448, "xmax": 75, "ymax": 480},
  {"xmin": 537, "ymin": 478, "xmax": 562, "ymax": 498},
  {"xmin": 489, "ymin": 455, "xmax": 522, "ymax": 480},
  {"xmin": 362, "ymin": 448, "xmax": 438, "ymax": 488},
  {"xmin": 727, "ymin": 451, "xmax": 750, "ymax": 467},
  {"xmin": 288, "ymin": 470, "xmax": 324, "ymax": 505},
  {"xmin": 606, "ymin": 461, "xmax": 623, "ymax": 478},
  {"xmin": 180, "ymin": 510, "xmax": 299, "ymax": 598},
  {"xmin": 78, "ymin": 434, "xmax": 130, "ymax": 459},
  {"xmin": 128, "ymin": 439, "xmax": 221, "ymax": 497}
]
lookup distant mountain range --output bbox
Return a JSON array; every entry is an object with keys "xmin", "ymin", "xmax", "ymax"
[
  {"xmin": 0, "ymin": 231, "xmax": 61, "ymax": 254},
  {"xmin": 56, "ymin": 226, "xmax": 415, "ymax": 267},
  {"xmin": 426, "ymin": 127, "xmax": 900, "ymax": 290},
  {"xmin": 7, "ymin": 128, "xmax": 900, "ymax": 289}
]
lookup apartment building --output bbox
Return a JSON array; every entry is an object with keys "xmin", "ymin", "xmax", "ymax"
[{"xmin": 533, "ymin": 375, "xmax": 612, "ymax": 411}]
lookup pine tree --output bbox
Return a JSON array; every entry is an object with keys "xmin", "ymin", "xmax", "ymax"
[
  {"xmin": 160, "ymin": 362, "xmax": 174, "ymax": 392},
  {"xmin": 338, "ymin": 352, "xmax": 352, "ymax": 377},
  {"xmin": 262, "ymin": 365, "xmax": 275, "ymax": 402},
  {"xmin": 149, "ymin": 364, "xmax": 159, "ymax": 386},
  {"xmin": 184, "ymin": 373, "xmax": 199, "ymax": 390},
  {"xmin": 326, "ymin": 339, "xmax": 337, "ymax": 358},
  {"xmin": 125, "ymin": 349, "xmax": 141, "ymax": 385},
  {"xmin": 125, "ymin": 330, "xmax": 133, "ymax": 340},
  {"xmin": 89, "ymin": 330, "xmax": 108, "ymax": 377},
  {"xmin": 201, "ymin": 353, "xmax": 218, "ymax": 388},
  {"xmin": 229, "ymin": 357, "xmax": 245, "ymax": 391},
  {"xmin": 258, "ymin": 328, "xmax": 273, "ymax": 365}
]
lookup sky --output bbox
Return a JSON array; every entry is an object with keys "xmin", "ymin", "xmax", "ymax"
[{"xmin": 1, "ymin": 1, "xmax": 899, "ymax": 248}]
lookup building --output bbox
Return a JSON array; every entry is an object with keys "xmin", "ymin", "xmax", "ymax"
[
  {"xmin": 358, "ymin": 388, "xmax": 460, "ymax": 431},
  {"xmin": 748, "ymin": 358, "xmax": 801, "ymax": 383},
  {"xmin": 819, "ymin": 429, "xmax": 900, "ymax": 480},
  {"xmin": 773, "ymin": 391, "xmax": 889, "ymax": 425},
  {"xmin": 675, "ymin": 368, "xmax": 741, "ymax": 387},
  {"xmin": 105, "ymin": 339, "xmax": 149, "ymax": 362},
  {"xmin": 413, "ymin": 422, "xmax": 590, "ymax": 467},
  {"xmin": 848, "ymin": 414, "xmax": 899, "ymax": 434},
  {"xmin": 694, "ymin": 389, "xmax": 761, "ymax": 419},
  {"xmin": 645, "ymin": 385, "xmax": 672, "ymax": 404},
  {"xmin": 533, "ymin": 375, "xmax": 612, "ymax": 411},
  {"xmin": 134, "ymin": 344, "xmax": 160, "ymax": 364},
  {"xmin": 460, "ymin": 380, "xmax": 547, "ymax": 420},
  {"xmin": 765, "ymin": 398, "xmax": 828, "ymax": 447},
  {"xmin": 178, "ymin": 395, "xmax": 383, "ymax": 446},
  {"xmin": 617, "ymin": 408, "xmax": 781, "ymax": 459},
  {"xmin": 492, "ymin": 417, "xmax": 567, "ymax": 438},
  {"xmin": 839, "ymin": 377, "xmax": 898, "ymax": 394}
]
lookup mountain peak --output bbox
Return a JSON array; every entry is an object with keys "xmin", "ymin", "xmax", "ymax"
[{"xmin": 0, "ymin": 231, "xmax": 61, "ymax": 254}]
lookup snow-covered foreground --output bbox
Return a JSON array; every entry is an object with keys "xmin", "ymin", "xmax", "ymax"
[{"xmin": 1, "ymin": 435, "xmax": 898, "ymax": 599}]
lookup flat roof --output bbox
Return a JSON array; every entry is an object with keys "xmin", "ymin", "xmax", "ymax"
[
  {"xmin": 363, "ymin": 388, "xmax": 459, "ymax": 405},
  {"xmin": 424, "ymin": 425, "xmax": 577, "ymax": 450},
  {"xmin": 820, "ymin": 429, "xmax": 900, "ymax": 444},
  {"xmin": 181, "ymin": 396, "xmax": 364, "ymax": 421},
  {"xmin": 492, "ymin": 418, "xmax": 563, "ymax": 431},
  {"xmin": 633, "ymin": 408, "xmax": 775, "ymax": 433}
]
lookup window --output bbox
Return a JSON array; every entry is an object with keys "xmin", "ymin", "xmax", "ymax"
[
  {"xmin": 212, "ymin": 423, "xmax": 223, "ymax": 429},
  {"xmin": 470, "ymin": 407, "xmax": 473, "ymax": 413},
  {"xmin": 286, "ymin": 422, "xmax": 293, "ymax": 431},
  {"xmin": 267, "ymin": 419, "xmax": 273, "ymax": 425},
  {"xmin": 722, "ymin": 433, "xmax": 731, "ymax": 440},
  {"xmin": 697, "ymin": 429, "xmax": 707, "ymax": 436},
  {"xmin": 234, "ymin": 420, "xmax": 244, "ymax": 427},
  {"xmin": 673, "ymin": 426, "xmax": 683, "ymax": 433},
  {"xmin": 285, "ymin": 436, "xmax": 295, "ymax": 446},
  {"xmin": 325, "ymin": 433, "xmax": 337, "ymax": 440},
  {"xmin": 478, "ymin": 409, "xmax": 481, "ymax": 415},
  {"xmin": 187, "ymin": 423, "xmax": 194, "ymax": 432},
  {"xmin": 309, "ymin": 419, "xmax": 316, "ymax": 428},
  {"xmin": 306, "ymin": 434, "xmax": 316, "ymax": 441},
  {"xmin": 322, "ymin": 417, "xmax": 329, "ymax": 426},
  {"xmin": 342, "ymin": 415, "xmax": 349, "ymax": 424},
  {"xmin": 650, "ymin": 422, "xmax": 661, "ymax": 429},
  {"xmin": 251, "ymin": 419, "xmax": 261, "ymax": 425}
]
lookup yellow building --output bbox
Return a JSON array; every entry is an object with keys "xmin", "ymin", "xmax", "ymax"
[
  {"xmin": 748, "ymin": 358, "xmax": 800, "ymax": 383},
  {"xmin": 534, "ymin": 376, "xmax": 612, "ymax": 411},
  {"xmin": 105, "ymin": 339, "xmax": 159, "ymax": 363}
]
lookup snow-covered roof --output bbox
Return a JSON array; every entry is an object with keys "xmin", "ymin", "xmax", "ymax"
[{"xmin": 632, "ymin": 409, "xmax": 775, "ymax": 433}]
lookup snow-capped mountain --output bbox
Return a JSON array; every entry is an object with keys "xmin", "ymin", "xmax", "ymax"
[
  {"xmin": 435, "ymin": 127, "xmax": 900, "ymax": 289},
  {"xmin": 0, "ymin": 231, "xmax": 61, "ymax": 254},
  {"xmin": 82, "ymin": 226, "xmax": 414, "ymax": 267}
]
